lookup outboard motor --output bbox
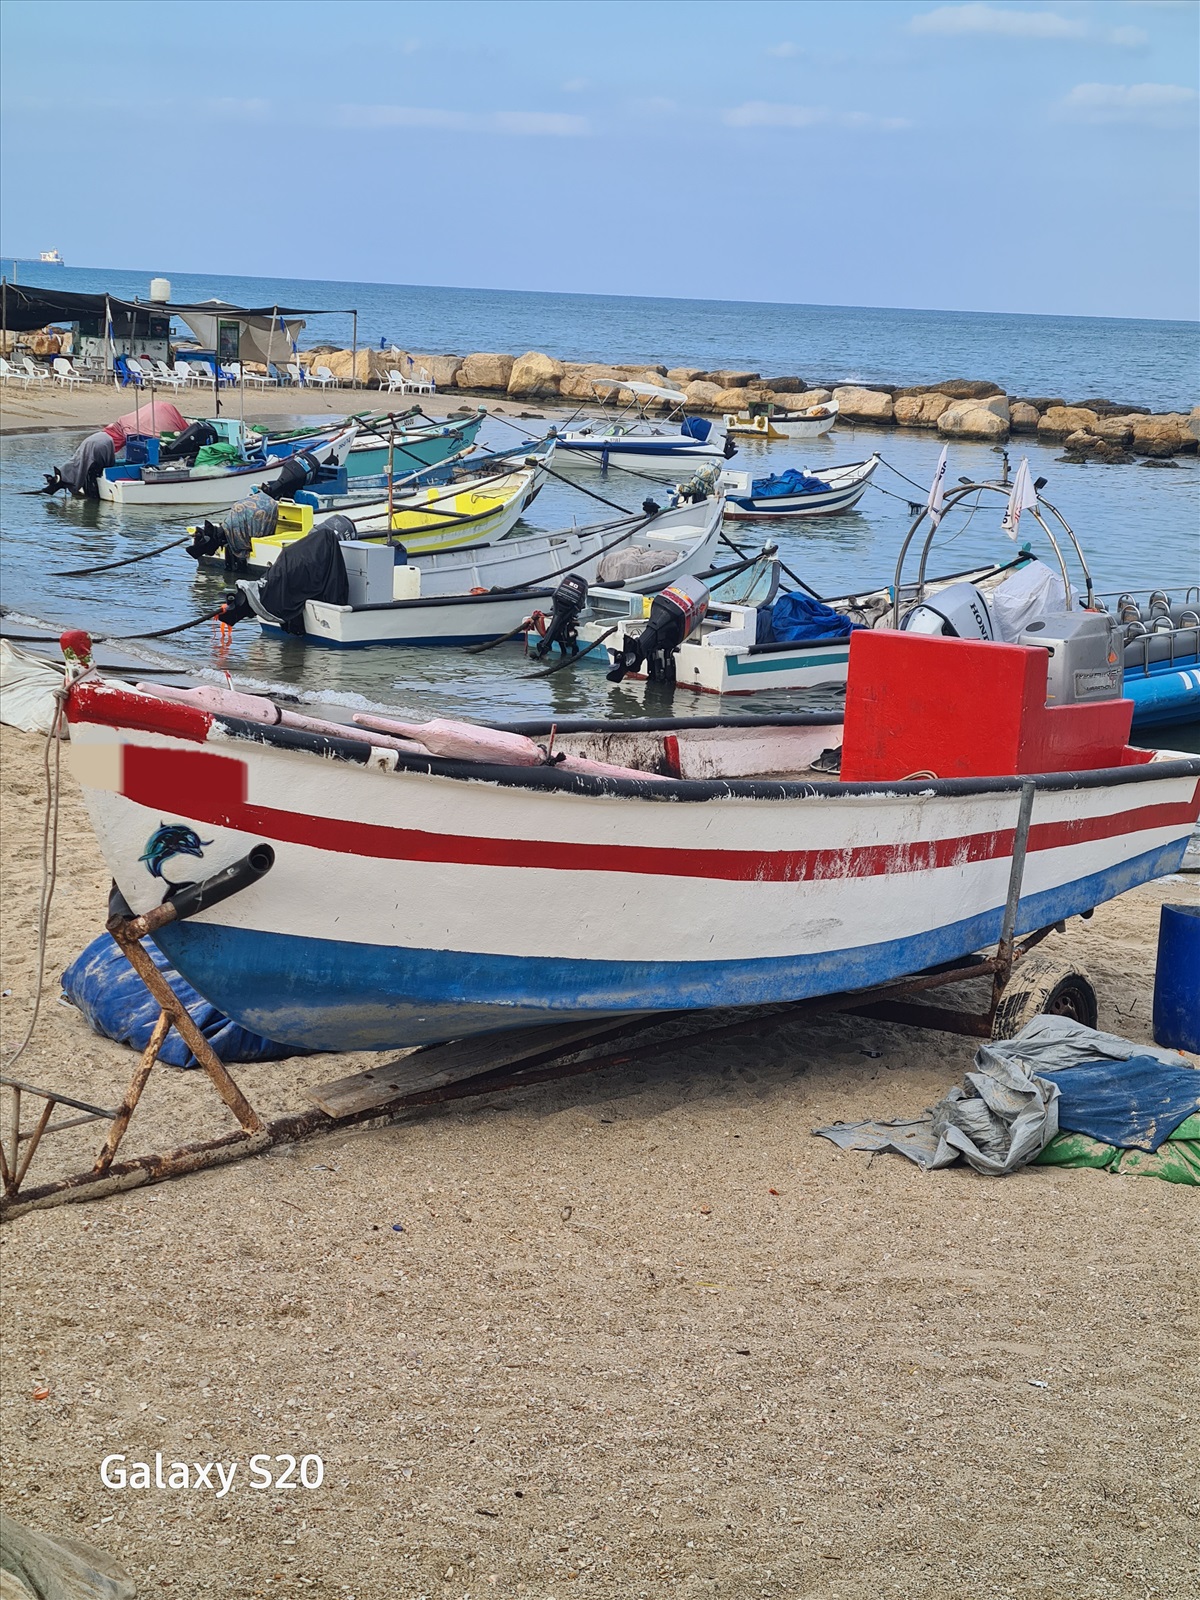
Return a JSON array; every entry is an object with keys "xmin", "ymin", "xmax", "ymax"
[
  {"xmin": 900, "ymin": 581, "xmax": 995, "ymax": 642},
  {"xmin": 606, "ymin": 576, "xmax": 709, "ymax": 684},
  {"xmin": 1019, "ymin": 611, "xmax": 1123, "ymax": 704},
  {"xmin": 259, "ymin": 449, "xmax": 323, "ymax": 501},
  {"xmin": 534, "ymin": 573, "xmax": 589, "ymax": 659},
  {"xmin": 159, "ymin": 420, "xmax": 218, "ymax": 464}
]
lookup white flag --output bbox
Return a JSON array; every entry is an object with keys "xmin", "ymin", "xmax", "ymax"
[
  {"xmin": 926, "ymin": 444, "xmax": 948, "ymax": 529},
  {"xmin": 1001, "ymin": 456, "xmax": 1038, "ymax": 541}
]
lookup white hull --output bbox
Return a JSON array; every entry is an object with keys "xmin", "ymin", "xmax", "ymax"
[
  {"xmin": 721, "ymin": 456, "xmax": 879, "ymax": 520},
  {"xmin": 97, "ymin": 432, "xmax": 348, "ymax": 508},
  {"xmin": 293, "ymin": 497, "xmax": 725, "ymax": 647},
  {"xmin": 65, "ymin": 673, "xmax": 1200, "ymax": 1050}
]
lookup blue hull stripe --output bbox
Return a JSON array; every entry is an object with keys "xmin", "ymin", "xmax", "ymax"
[{"xmin": 152, "ymin": 840, "xmax": 1186, "ymax": 1050}]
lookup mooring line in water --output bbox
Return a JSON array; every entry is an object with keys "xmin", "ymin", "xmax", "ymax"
[
  {"xmin": 528, "ymin": 625, "xmax": 619, "ymax": 677},
  {"xmin": 52, "ymin": 536, "xmax": 193, "ymax": 578}
]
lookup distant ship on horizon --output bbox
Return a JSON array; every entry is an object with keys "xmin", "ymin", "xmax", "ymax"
[{"xmin": 39, "ymin": 248, "xmax": 65, "ymax": 265}]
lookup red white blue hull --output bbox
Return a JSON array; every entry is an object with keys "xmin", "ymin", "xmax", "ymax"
[{"xmin": 65, "ymin": 683, "xmax": 1200, "ymax": 1051}]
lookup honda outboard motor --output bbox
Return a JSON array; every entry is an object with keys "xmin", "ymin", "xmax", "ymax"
[
  {"xmin": 259, "ymin": 449, "xmax": 323, "ymax": 502},
  {"xmin": 606, "ymin": 576, "xmax": 709, "ymax": 684},
  {"xmin": 1019, "ymin": 611, "xmax": 1123, "ymax": 704},
  {"xmin": 159, "ymin": 420, "xmax": 218, "ymax": 464},
  {"xmin": 534, "ymin": 573, "xmax": 589, "ymax": 660},
  {"xmin": 900, "ymin": 581, "xmax": 995, "ymax": 642}
]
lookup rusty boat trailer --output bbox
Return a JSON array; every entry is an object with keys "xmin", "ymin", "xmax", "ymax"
[{"xmin": 1, "ymin": 781, "xmax": 1095, "ymax": 1219}]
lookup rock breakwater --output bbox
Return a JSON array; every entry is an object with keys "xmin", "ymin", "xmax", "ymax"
[{"xmin": 298, "ymin": 346, "xmax": 1200, "ymax": 459}]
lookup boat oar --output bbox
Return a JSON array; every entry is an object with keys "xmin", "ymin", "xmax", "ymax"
[
  {"xmin": 464, "ymin": 611, "xmax": 544, "ymax": 655},
  {"xmin": 52, "ymin": 536, "xmax": 193, "ymax": 578}
]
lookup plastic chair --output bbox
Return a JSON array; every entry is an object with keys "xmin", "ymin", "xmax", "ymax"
[
  {"xmin": 52, "ymin": 357, "xmax": 92, "ymax": 387},
  {"xmin": 22, "ymin": 357, "xmax": 52, "ymax": 385},
  {"xmin": 0, "ymin": 357, "xmax": 30, "ymax": 386},
  {"xmin": 151, "ymin": 360, "xmax": 183, "ymax": 389},
  {"xmin": 285, "ymin": 362, "xmax": 307, "ymax": 387},
  {"xmin": 123, "ymin": 357, "xmax": 149, "ymax": 386},
  {"xmin": 307, "ymin": 365, "xmax": 338, "ymax": 389}
]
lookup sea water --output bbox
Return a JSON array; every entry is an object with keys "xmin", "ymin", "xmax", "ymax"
[
  {"xmin": 1, "ymin": 263, "xmax": 1196, "ymax": 729},
  {"xmin": 4, "ymin": 260, "xmax": 1198, "ymax": 412}
]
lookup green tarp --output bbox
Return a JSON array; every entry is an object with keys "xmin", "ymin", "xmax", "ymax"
[{"xmin": 1034, "ymin": 1112, "xmax": 1200, "ymax": 1186}]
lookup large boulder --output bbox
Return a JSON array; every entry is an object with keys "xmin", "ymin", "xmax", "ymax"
[
  {"xmin": 1091, "ymin": 415, "xmax": 1137, "ymax": 446},
  {"xmin": 1016, "ymin": 397, "xmax": 1066, "ymax": 414},
  {"xmin": 409, "ymin": 353, "xmax": 463, "ymax": 388},
  {"xmin": 559, "ymin": 363, "xmax": 668, "ymax": 403},
  {"xmin": 683, "ymin": 379, "xmax": 725, "ymax": 411},
  {"xmin": 1038, "ymin": 405, "xmax": 1099, "ymax": 441},
  {"xmin": 938, "ymin": 397, "xmax": 1010, "ymax": 439},
  {"xmin": 896, "ymin": 379, "xmax": 1003, "ymax": 400},
  {"xmin": 1009, "ymin": 401, "xmax": 1041, "ymax": 433},
  {"xmin": 776, "ymin": 386, "xmax": 831, "ymax": 409},
  {"xmin": 317, "ymin": 348, "xmax": 391, "ymax": 385},
  {"xmin": 666, "ymin": 366, "xmax": 706, "ymax": 386},
  {"xmin": 712, "ymin": 386, "xmax": 767, "ymax": 414},
  {"xmin": 1189, "ymin": 406, "xmax": 1200, "ymax": 442},
  {"xmin": 833, "ymin": 386, "xmax": 894, "ymax": 424},
  {"xmin": 1070, "ymin": 397, "xmax": 1151, "ymax": 417},
  {"xmin": 507, "ymin": 351, "xmax": 565, "ymax": 399},
  {"xmin": 1131, "ymin": 414, "xmax": 1197, "ymax": 457},
  {"xmin": 761, "ymin": 375, "xmax": 807, "ymax": 393},
  {"xmin": 711, "ymin": 369, "xmax": 760, "ymax": 388},
  {"xmin": 455, "ymin": 352, "xmax": 515, "ymax": 392},
  {"xmin": 894, "ymin": 392, "xmax": 952, "ymax": 428}
]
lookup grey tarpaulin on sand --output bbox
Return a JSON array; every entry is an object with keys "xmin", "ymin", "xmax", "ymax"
[{"xmin": 812, "ymin": 1015, "xmax": 1193, "ymax": 1177}]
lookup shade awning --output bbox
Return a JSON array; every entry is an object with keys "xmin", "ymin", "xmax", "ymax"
[{"xmin": 0, "ymin": 284, "xmax": 356, "ymax": 335}]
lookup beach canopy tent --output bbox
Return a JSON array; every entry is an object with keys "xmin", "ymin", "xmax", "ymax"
[{"xmin": 0, "ymin": 283, "xmax": 359, "ymax": 373}]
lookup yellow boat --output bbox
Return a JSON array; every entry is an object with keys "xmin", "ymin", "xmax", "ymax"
[{"xmin": 243, "ymin": 454, "xmax": 553, "ymax": 575}]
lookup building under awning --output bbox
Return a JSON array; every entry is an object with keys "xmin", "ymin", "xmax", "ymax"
[{"xmin": 0, "ymin": 283, "xmax": 359, "ymax": 377}]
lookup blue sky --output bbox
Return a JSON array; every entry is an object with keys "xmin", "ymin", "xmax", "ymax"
[{"xmin": 1, "ymin": 0, "xmax": 1196, "ymax": 318}]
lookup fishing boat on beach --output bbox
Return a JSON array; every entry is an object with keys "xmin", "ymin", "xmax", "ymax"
[
  {"xmin": 719, "ymin": 455, "xmax": 879, "ymax": 519},
  {"xmin": 723, "ymin": 399, "xmax": 840, "ymax": 440},
  {"xmin": 554, "ymin": 381, "xmax": 736, "ymax": 473},
  {"xmin": 63, "ymin": 626, "xmax": 1200, "ymax": 1050}
]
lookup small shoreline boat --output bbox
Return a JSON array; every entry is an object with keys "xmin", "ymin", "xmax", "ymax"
[
  {"xmin": 255, "ymin": 408, "xmax": 486, "ymax": 479},
  {"xmin": 554, "ymin": 381, "xmax": 736, "ymax": 473},
  {"xmin": 250, "ymin": 496, "xmax": 726, "ymax": 648},
  {"xmin": 98, "ymin": 423, "xmax": 356, "ymax": 508},
  {"xmin": 63, "ymin": 627, "xmax": 1200, "ymax": 1050},
  {"xmin": 723, "ymin": 399, "xmax": 839, "ymax": 440},
  {"xmin": 720, "ymin": 455, "xmax": 879, "ymax": 519}
]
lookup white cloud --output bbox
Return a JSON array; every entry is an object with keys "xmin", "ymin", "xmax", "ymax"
[
  {"xmin": 723, "ymin": 101, "xmax": 911, "ymax": 131},
  {"xmin": 767, "ymin": 41, "xmax": 799, "ymax": 57},
  {"xmin": 338, "ymin": 104, "xmax": 588, "ymax": 136},
  {"xmin": 1058, "ymin": 81, "xmax": 1198, "ymax": 125},
  {"xmin": 910, "ymin": 5, "xmax": 1084, "ymax": 38},
  {"xmin": 493, "ymin": 111, "xmax": 588, "ymax": 137},
  {"xmin": 910, "ymin": 4, "xmax": 1151, "ymax": 46}
]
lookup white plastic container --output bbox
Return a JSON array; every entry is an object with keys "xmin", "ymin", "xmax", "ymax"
[{"xmin": 149, "ymin": 277, "xmax": 171, "ymax": 303}]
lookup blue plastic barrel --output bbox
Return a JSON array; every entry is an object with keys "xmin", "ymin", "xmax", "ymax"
[{"xmin": 1153, "ymin": 903, "xmax": 1200, "ymax": 1053}]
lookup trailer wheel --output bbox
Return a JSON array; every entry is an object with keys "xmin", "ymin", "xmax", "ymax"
[{"xmin": 991, "ymin": 953, "xmax": 1099, "ymax": 1040}]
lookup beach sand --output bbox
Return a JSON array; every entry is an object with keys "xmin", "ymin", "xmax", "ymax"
[
  {"xmin": 1, "ymin": 721, "xmax": 1197, "ymax": 1599},
  {"xmin": 0, "ymin": 381, "xmax": 559, "ymax": 436}
]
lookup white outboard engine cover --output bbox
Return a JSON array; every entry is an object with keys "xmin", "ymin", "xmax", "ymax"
[
  {"xmin": 900, "ymin": 582, "xmax": 995, "ymax": 642},
  {"xmin": 1019, "ymin": 611, "xmax": 1124, "ymax": 704}
]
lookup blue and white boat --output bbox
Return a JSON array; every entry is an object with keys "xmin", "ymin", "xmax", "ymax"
[
  {"xmin": 97, "ymin": 421, "xmax": 356, "ymax": 508},
  {"xmin": 554, "ymin": 381, "xmax": 735, "ymax": 474},
  {"xmin": 720, "ymin": 456, "xmax": 880, "ymax": 519},
  {"xmin": 1105, "ymin": 591, "xmax": 1200, "ymax": 730},
  {"xmin": 256, "ymin": 408, "xmax": 486, "ymax": 480}
]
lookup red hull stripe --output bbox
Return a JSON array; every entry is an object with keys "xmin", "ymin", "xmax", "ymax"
[{"xmin": 117, "ymin": 745, "xmax": 1200, "ymax": 884}]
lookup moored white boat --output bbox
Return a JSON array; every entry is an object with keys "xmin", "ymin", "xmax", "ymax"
[
  {"xmin": 273, "ymin": 495, "xmax": 727, "ymax": 648},
  {"xmin": 64, "ymin": 631, "xmax": 1200, "ymax": 1051},
  {"xmin": 724, "ymin": 399, "xmax": 839, "ymax": 440},
  {"xmin": 720, "ymin": 455, "xmax": 879, "ymax": 519},
  {"xmin": 97, "ymin": 427, "xmax": 355, "ymax": 508},
  {"xmin": 554, "ymin": 381, "xmax": 735, "ymax": 474}
]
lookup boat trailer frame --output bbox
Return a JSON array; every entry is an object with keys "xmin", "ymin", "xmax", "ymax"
[{"xmin": 1, "ymin": 784, "xmax": 1069, "ymax": 1220}]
